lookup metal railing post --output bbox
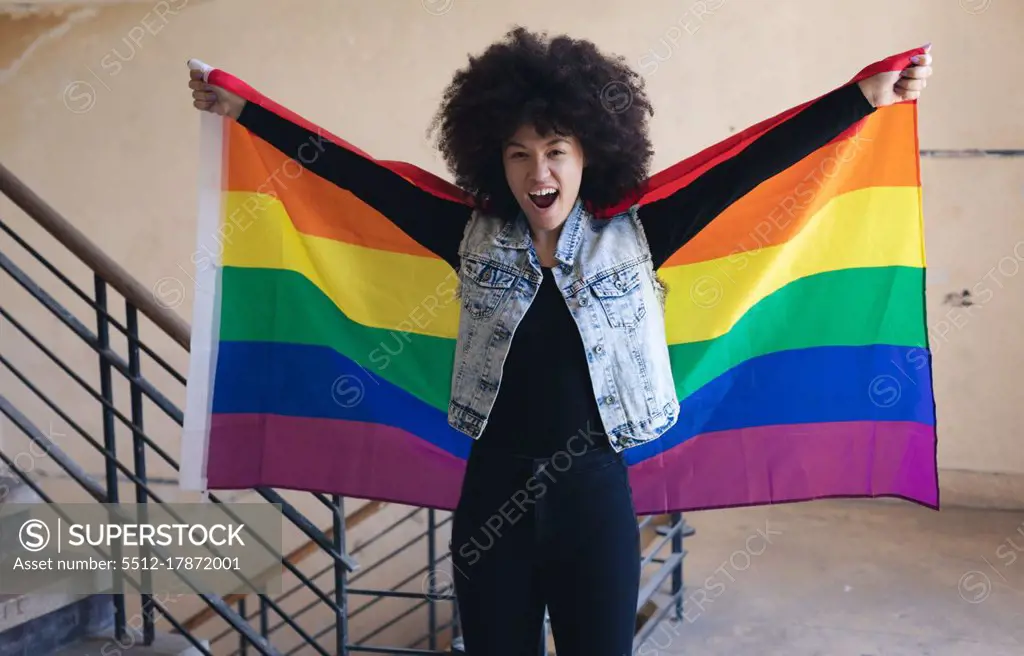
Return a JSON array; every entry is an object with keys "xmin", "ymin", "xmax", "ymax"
[
  {"xmin": 259, "ymin": 596, "xmax": 269, "ymax": 640},
  {"xmin": 95, "ymin": 275, "xmax": 126, "ymax": 640},
  {"xmin": 126, "ymin": 303, "xmax": 155, "ymax": 645},
  {"xmin": 332, "ymin": 495, "xmax": 349, "ymax": 656},
  {"xmin": 427, "ymin": 508, "xmax": 437, "ymax": 650},
  {"xmin": 451, "ymin": 588, "xmax": 462, "ymax": 646},
  {"xmin": 670, "ymin": 512, "xmax": 683, "ymax": 621},
  {"xmin": 238, "ymin": 598, "xmax": 248, "ymax": 656}
]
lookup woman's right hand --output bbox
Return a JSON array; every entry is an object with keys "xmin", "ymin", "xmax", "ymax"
[{"xmin": 189, "ymin": 66, "xmax": 245, "ymax": 119}]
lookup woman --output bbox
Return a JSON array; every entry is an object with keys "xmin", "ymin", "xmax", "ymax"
[{"xmin": 190, "ymin": 27, "xmax": 932, "ymax": 655}]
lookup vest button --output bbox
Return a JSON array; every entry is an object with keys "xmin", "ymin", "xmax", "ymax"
[
  {"xmin": 595, "ymin": 344, "xmax": 604, "ymax": 354},
  {"xmin": 605, "ymin": 395, "xmax": 616, "ymax": 405},
  {"xmin": 579, "ymin": 296, "xmax": 588, "ymax": 307}
]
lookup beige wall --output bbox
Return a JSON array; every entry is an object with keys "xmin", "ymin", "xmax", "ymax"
[{"xmin": 1, "ymin": 1, "xmax": 1022, "ymax": 506}]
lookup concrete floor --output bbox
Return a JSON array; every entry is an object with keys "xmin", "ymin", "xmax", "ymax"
[{"xmin": 641, "ymin": 499, "xmax": 1024, "ymax": 656}]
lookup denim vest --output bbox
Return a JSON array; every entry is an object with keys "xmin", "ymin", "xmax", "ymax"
[{"xmin": 447, "ymin": 196, "xmax": 680, "ymax": 452}]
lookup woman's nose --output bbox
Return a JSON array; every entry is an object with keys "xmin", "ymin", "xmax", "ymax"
[{"xmin": 529, "ymin": 158, "xmax": 550, "ymax": 179}]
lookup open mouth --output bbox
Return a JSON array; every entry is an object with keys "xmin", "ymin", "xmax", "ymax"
[{"xmin": 529, "ymin": 189, "xmax": 559, "ymax": 209}]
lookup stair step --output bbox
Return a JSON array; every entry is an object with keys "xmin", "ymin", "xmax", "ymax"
[
  {"xmin": 0, "ymin": 568, "xmax": 112, "ymax": 633},
  {"xmin": 52, "ymin": 631, "xmax": 208, "ymax": 656},
  {"xmin": 0, "ymin": 475, "xmax": 43, "ymax": 505},
  {"xmin": 0, "ymin": 594, "xmax": 113, "ymax": 656}
]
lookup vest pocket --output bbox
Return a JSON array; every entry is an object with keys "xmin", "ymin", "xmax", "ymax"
[
  {"xmin": 589, "ymin": 266, "xmax": 647, "ymax": 328},
  {"xmin": 459, "ymin": 258, "xmax": 519, "ymax": 319}
]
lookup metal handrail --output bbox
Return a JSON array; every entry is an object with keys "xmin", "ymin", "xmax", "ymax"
[
  {"xmin": 0, "ymin": 396, "xmax": 279, "ymax": 656},
  {"xmin": 205, "ymin": 503, "xmax": 389, "ymax": 643},
  {"xmin": 0, "ymin": 161, "xmax": 189, "ymax": 347},
  {"xmin": 0, "ymin": 161, "xmax": 358, "ymax": 653},
  {"xmin": 0, "ymin": 220, "xmax": 186, "ymax": 384},
  {"xmin": 217, "ymin": 522, "xmax": 453, "ymax": 648},
  {"xmin": 0, "ymin": 240, "xmax": 356, "ymax": 578},
  {"xmin": 0, "ymin": 162, "xmax": 358, "ymax": 578},
  {"xmin": 0, "ymin": 304, "xmax": 325, "ymax": 652},
  {"xmin": 1, "ymin": 159, "xmax": 461, "ymax": 655},
  {"xmin": 0, "ymin": 237, "xmax": 353, "ymax": 644}
]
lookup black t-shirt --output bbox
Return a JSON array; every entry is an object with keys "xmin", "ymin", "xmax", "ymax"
[
  {"xmin": 481, "ymin": 265, "xmax": 608, "ymax": 456},
  {"xmin": 237, "ymin": 82, "xmax": 876, "ymax": 457}
]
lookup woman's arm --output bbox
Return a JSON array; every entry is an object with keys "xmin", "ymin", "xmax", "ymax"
[
  {"xmin": 639, "ymin": 82, "xmax": 876, "ymax": 268},
  {"xmin": 235, "ymin": 101, "xmax": 472, "ymax": 269},
  {"xmin": 189, "ymin": 67, "xmax": 471, "ymax": 269}
]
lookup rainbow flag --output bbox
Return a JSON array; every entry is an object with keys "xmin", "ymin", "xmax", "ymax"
[{"xmin": 181, "ymin": 48, "xmax": 938, "ymax": 514}]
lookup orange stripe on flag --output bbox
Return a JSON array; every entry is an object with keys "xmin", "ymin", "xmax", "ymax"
[
  {"xmin": 223, "ymin": 121, "xmax": 444, "ymax": 259},
  {"xmin": 663, "ymin": 104, "xmax": 919, "ymax": 267}
]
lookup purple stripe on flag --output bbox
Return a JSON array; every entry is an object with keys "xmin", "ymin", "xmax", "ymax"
[
  {"xmin": 205, "ymin": 415, "xmax": 937, "ymax": 513},
  {"xmin": 627, "ymin": 420, "xmax": 938, "ymax": 513},
  {"xmin": 207, "ymin": 414, "xmax": 468, "ymax": 508}
]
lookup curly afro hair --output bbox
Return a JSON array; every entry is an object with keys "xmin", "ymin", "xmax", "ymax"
[{"xmin": 428, "ymin": 26, "xmax": 654, "ymax": 219}]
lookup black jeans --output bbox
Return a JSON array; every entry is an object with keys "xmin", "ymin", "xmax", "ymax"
[{"xmin": 449, "ymin": 440, "xmax": 641, "ymax": 655}]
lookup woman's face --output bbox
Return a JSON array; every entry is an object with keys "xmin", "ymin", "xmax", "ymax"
[{"xmin": 502, "ymin": 123, "xmax": 585, "ymax": 233}]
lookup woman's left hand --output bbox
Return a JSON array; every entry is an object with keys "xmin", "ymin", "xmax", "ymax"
[{"xmin": 858, "ymin": 45, "xmax": 933, "ymax": 107}]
